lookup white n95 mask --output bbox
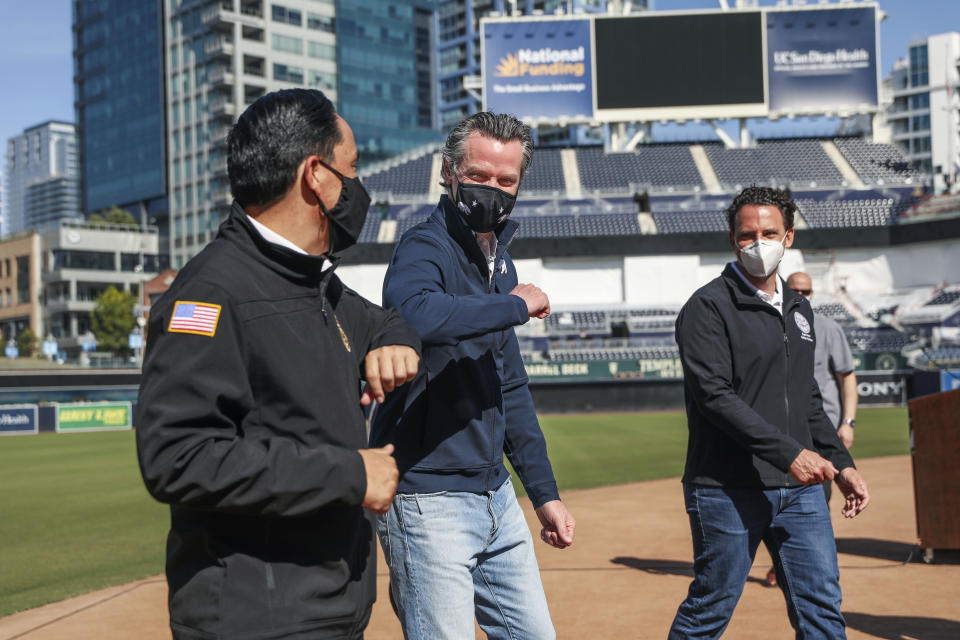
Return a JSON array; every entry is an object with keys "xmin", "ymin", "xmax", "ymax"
[{"xmin": 739, "ymin": 233, "xmax": 787, "ymax": 278}]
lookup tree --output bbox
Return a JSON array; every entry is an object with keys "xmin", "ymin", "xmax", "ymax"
[
  {"xmin": 16, "ymin": 327, "xmax": 39, "ymax": 358},
  {"xmin": 91, "ymin": 286, "xmax": 136, "ymax": 355},
  {"xmin": 89, "ymin": 205, "xmax": 137, "ymax": 226}
]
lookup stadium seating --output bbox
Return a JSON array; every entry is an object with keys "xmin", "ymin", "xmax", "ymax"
[
  {"xmin": 834, "ymin": 138, "xmax": 922, "ymax": 186},
  {"xmin": 362, "ymin": 153, "xmax": 434, "ymax": 196},
  {"xmin": 797, "ymin": 197, "xmax": 896, "ymax": 228},
  {"xmin": 845, "ymin": 328, "xmax": 914, "ymax": 353},
  {"xmin": 576, "ymin": 145, "xmax": 704, "ymax": 193},
  {"xmin": 813, "ymin": 302, "xmax": 856, "ymax": 325},
  {"xmin": 705, "ymin": 139, "xmax": 844, "ymax": 190},
  {"xmin": 522, "ymin": 148, "xmax": 566, "ymax": 194},
  {"xmin": 925, "ymin": 290, "xmax": 960, "ymax": 306}
]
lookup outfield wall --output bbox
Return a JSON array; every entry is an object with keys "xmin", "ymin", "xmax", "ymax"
[{"xmin": 339, "ymin": 238, "xmax": 960, "ymax": 308}]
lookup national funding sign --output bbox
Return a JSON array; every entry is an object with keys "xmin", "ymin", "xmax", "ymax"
[
  {"xmin": 482, "ymin": 17, "xmax": 593, "ymax": 122},
  {"xmin": 56, "ymin": 401, "xmax": 133, "ymax": 433},
  {"xmin": 0, "ymin": 405, "xmax": 39, "ymax": 435}
]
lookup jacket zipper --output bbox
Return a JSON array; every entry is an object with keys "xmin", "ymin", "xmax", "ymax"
[{"xmin": 783, "ymin": 300, "xmax": 798, "ymax": 483}]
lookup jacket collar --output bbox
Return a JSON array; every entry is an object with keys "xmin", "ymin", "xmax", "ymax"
[
  {"xmin": 721, "ymin": 262, "xmax": 802, "ymax": 314},
  {"xmin": 220, "ymin": 201, "xmax": 340, "ymax": 288},
  {"xmin": 433, "ymin": 194, "xmax": 519, "ymax": 281}
]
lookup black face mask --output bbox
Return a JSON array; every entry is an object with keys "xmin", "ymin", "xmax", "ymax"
[
  {"xmin": 315, "ymin": 159, "xmax": 371, "ymax": 253},
  {"xmin": 454, "ymin": 182, "xmax": 517, "ymax": 233}
]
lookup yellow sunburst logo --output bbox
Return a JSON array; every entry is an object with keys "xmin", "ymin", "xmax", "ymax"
[{"xmin": 495, "ymin": 53, "xmax": 520, "ymax": 77}]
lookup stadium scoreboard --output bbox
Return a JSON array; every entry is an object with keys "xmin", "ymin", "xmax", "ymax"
[{"xmin": 482, "ymin": 3, "xmax": 880, "ymax": 124}]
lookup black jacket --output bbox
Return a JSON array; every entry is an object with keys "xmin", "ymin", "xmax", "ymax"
[
  {"xmin": 675, "ymin": 263, "xmax": 854, "ymax": 488},
  {"xmin": 136, "ymin": 203, "xmax": 420, "ymax": 639}
]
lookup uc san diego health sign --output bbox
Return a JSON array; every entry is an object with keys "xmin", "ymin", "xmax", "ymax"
[
  {"xmin": 0, "ymin": 405, "xmax": 39, "ymax": 435},
  {"xmin": 56, "ymin": 401, "xmax": 132, "ymax": 433}
]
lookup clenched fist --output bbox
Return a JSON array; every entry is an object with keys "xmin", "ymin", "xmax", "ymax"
[
  {"xmin": 358, "ymin": 444, "xmax": 399, "ymax": 514},
  {"xmin": 362, "ymin": 345, "xmax": 420, "ymax": 405},
  {"xmin": 510, "ymin": 283, "xmax": 550, "ymax": 320}
]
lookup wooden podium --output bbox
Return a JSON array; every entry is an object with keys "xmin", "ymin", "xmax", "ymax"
[{"xmin": 908, "ymin": 387, "xmax": 960, "ymax": 561}]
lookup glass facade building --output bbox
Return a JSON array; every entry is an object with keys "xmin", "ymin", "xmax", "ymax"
[
  {"xmin": 334, "ymin": 0, "xmax": 441, "ymax": 164},
  {"xmin": 4, "ymin": 121, "xmax": 81, "ymax": 235},
  {"xmin": 73, "ymin": 0, "xmax": 168, "ymax": 236}
]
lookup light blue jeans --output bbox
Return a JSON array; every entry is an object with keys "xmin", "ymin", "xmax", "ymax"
[
  {"xmin": 376, "ymin": 478, "xmax": 555, "ymax": 640},
  {"xmin": 669, "ymin": 483, "xmax": 845, "ymax": 640}
]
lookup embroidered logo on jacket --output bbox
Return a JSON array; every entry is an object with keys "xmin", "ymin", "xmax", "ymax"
[
  {"xmin": 168, "ymin": 301, "xmax": 221, "ymax": 337},
  {"xmin": 794, "ymin": 312, "xmax": 813, "ymax": 342}
]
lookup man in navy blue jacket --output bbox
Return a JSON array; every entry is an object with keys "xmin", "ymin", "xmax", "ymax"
[
  {"xmin": 668, "ymin": 186, "xmax": 870, "ymax": 639},
  {"xmin": 370, "ymin": 112, "xmax": 574, "ymax": 639}
]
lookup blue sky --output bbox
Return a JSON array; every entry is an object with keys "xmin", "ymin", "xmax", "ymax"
[{"xmin": 0, "ymin": 0, "xmax": 956, "ymax": 155}]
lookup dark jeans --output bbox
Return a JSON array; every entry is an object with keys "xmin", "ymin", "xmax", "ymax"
[{"xmin": 668, "ymin": 483, "xmax": 845, "ymax": 639}]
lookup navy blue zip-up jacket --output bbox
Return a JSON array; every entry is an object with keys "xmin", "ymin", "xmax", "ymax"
[
  {"xmin": 370, "ymin": 195, "xmax": 560, "ymax": 507},
  {"xmin": 675, "ymin": 263, "xmax": 855, "ymax": 488}
]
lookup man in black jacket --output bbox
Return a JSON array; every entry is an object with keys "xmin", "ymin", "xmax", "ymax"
[
  {"xmin": 668, "ymin": 186, "xmax": 870, "ymax": 639},
  {"xmin": 136, "ymin": 89, "xmax": 420, "ymax": 639}
]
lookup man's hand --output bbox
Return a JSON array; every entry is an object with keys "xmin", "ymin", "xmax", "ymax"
[
  {"xmin": 534, "ymin": 499, "xmax": 575, "ymax": 549},
  {"xmin": 358, "ymin": 444, "xmax": 398, "ymax": 514},
  {"xmin": 361, "ymin": 345, "xmax": 420, "ymax": 405},
  {"xmin": 510, "ymin": 283, "xmax": 550, "ymax": 320},
  {"xmin": 788, "ymin": 449, "xmax": 839, "ymax": 485},
  {"xmin": 835, "ymin": 467, "xmax": 870, "ymax": 518},
  {"xmin": 837, "ymin": 424, "xmax": 855, "ymax": 449}
]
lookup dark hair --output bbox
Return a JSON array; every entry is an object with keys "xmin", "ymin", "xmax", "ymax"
[
  {"xmin": 440, "ymin": 112, "xmax": 534, "ymax": 185},
  {"xmin": 725, "ymin": 186, "xmax": 797, "ymax": 233},
  {"xmin": 228, "ymin": 89, "xmax": 342, "ymax": 208}
]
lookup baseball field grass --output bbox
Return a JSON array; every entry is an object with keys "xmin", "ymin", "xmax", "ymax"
[{"xmin": 0, "ymin": 407, "xmax": 909, "ymax": 617}]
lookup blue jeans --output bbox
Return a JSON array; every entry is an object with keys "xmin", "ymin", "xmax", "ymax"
[
  {"xmin": 669, "ymin": 484, "xmax": 845, "ymax": 640},
  {"xmin": 376, "ymin": 479, "xmax": 555, "ymax": 640}
]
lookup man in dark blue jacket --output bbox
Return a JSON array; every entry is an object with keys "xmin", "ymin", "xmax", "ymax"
[
  {"xmin": 668, "ymin": 186, "xmax": 870, "ymax": 639},
  {"xmin": 370, "ymin": 112, "xmax": 575, "ymax": 639}
]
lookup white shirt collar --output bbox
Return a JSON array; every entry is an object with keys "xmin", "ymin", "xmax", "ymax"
[
  {"xmin": 247, "ymin": 215, "xmax": 333, "ymax": 270},
  {"xmin": 730, "ymin": 261, "xmax": 783, "ymax": 314},
  {"xmin": 476, "ymin": 231, "xmax": 498, "ymax": 282}
]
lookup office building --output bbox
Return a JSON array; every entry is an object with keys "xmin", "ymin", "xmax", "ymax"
[
  {"xmin": 73, "ymin": 0, "xmax": 169, "ymax": 254},
  {"xmin": 40, "ymin": 219, "xmax": 159, "ymax": 354},
  {"xmin": 884, "ymin": 32, "xmax": 960, "ymax": 192},
  {"xmin": 0, "ymin": 232, "xmax": 42, "ymax": 343},
  {"xmin": 335, "ymin": 0, "xmax": 441, "ymax": 163},
  {"xmin": 3, "ymin": 121, "xmax": 81, "ymax": 236},
  {"xmin": 164, "ymin": 0, "xmax": 345, "ymax": 266}
]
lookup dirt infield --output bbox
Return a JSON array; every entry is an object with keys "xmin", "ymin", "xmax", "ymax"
[{"xmin": 2, "ymin": 455, "xmax": 958, "ymax": 639}]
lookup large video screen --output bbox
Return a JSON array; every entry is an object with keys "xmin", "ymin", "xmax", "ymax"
[{"xmin": 595, "ymin": 12, "xmax": 765, "ymax": 112}]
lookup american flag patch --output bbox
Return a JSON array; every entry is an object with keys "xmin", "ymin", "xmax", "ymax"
[{"xmin": 168, "ymin": 301, "xmax": 222, "ymax": 337}]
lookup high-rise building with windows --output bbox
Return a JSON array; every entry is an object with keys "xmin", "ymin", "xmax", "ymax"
[
  {"xmin": 3, "ymin": 121, "xmax": 82, "ymax": 236},
  {"xmin": 334, "ymin": 0, "xmax": 441, "ymax": 163},
  {"xmin": 73, "ymin": 1, "xmax": 168, "ymax": 243},
  {"xmin": 884, "ymin": 32, "xmax": 960, "ymax": 191},
  {"xmin": 164, "ymin": 0, "xmax": 343, "ymax": 267}
]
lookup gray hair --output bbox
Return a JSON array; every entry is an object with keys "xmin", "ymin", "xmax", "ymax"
[{"xmin": 440, "ymin": 112, "xmax": 534, "ymax": 186}]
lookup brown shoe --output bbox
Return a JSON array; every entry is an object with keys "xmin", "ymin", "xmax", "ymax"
[{"xmin": 764, "ymin": 568, "xmax": 777, "ymax": 587}]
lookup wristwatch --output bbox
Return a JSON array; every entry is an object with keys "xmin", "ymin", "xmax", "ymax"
[{"xmin": 841, "ymin": 418, "xmax": 856, "ymax": 428}]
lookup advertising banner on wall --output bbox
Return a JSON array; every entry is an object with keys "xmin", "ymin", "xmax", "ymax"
[
  {"xmin": 0, "ymin": 405, "xmax": 39, "ymax": 435},
  {"xmin": 856, "ymin": 372, "xmax": 908, "ymax": 406},
  {"xmin": 482, "ymin": 18, "xmax": 593, "ymax": 122},
  {"xmin": 56, "ymin": 401, "xmax": 133, "ymax": 433},
  {"xmin": 767, "ymin": 6, "xmax": 879, "ymax": 114}
]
